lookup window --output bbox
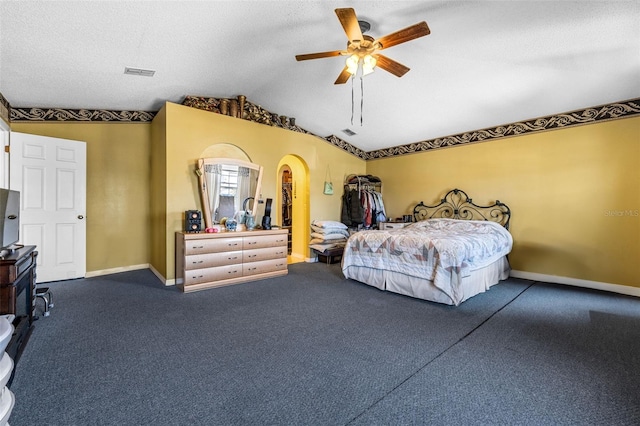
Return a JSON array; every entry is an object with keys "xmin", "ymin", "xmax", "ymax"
[{"xmin": 219, "ymin": 165, "xmax": 239, "ymax": 196}]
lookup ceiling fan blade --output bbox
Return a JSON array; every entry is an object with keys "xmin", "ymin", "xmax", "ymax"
[
  {"xmin": 376, "ymin": 21, "xmax": 431, "ymax": 50},
  {"xmin": 374, "ymin": 54, "xmax": 410, "ymax": 77},
  {"xmin": 334, "ymin": 67, "xmax": 352, "ymax": 85},
  {"xmin": 295, "ymin": 50, "xmax": 343, "ymax": 61},
  {"xmin": 335, "ymin": 8, "xmax": 363, "ymax": 42}
]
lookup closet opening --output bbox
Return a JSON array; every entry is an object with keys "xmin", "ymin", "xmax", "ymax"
[
  {"xmin": 277, "ymin": 154, "xmax": 309, "ymax": 264},
  {"xmin": 281, "ymin": 166, "xmax": 292, "ymax": 255}
]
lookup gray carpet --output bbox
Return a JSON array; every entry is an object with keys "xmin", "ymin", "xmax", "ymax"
[{"xmin": 7, "ymin": 263, "xmax": 639, "ymax": 425}]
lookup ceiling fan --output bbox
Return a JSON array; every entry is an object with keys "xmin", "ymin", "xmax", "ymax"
[{"xmin": 295, "ymin": 8, "xmax": 430, "ymax": 84}]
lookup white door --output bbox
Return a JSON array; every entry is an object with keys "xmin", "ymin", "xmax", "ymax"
[{"xmin": 9, "ymin": 132, "xmax": 86, "ymax": 283}]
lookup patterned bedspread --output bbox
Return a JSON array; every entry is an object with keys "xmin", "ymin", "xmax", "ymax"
[{"xmin": 342, "ymin": 219, "xmax": 513, "ymax": 303}]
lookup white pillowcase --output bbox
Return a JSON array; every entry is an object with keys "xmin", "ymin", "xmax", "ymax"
[
  {"xmin": 311, "ymin": 225, "xmax": 349, "ymax": 236},
  {"xmin": 310, "ymin": 232, "xmax": 347, "ymax": 241},
  {"xmin": 311, "ymin": 220, "xmax": 347, "ymax": 229}
]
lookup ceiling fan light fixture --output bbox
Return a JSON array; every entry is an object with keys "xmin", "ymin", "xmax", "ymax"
[
  {"xmin": 346, "ymin": 53, "xmax": 377, "ymax": 76},
  {"xmin": 346, "ymin": 54, "xmax": 359, "ymax": 75},
  {"xmin": 362, "ymin": 54, "xmax": 377, "ymax": 75}
]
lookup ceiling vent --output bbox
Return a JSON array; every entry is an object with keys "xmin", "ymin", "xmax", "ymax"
[
  {"xmin": 342, "ymin": 128, "xmax": 357, "ymax": 136},
  {"xmin": 124, "ymin": 67, "xmax": 156, "ymax": 77}
]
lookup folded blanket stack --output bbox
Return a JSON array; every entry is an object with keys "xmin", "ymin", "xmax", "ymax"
[{"xmin": 308, "ymin": 220, "xmax": 349, "ymax": 253}]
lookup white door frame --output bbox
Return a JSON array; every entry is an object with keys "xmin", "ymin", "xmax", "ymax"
[{"xmin": 0, "ymin": 119, "xmax": 9, "ymax": 189}]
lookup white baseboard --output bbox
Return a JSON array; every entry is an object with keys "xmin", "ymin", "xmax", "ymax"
[
  {"xmin": 85, "ymin": 264, "xmax": 176, "ymax": 286},
  {"xmin": 85, "ymin": 264, "xmax": 150, "ymax": 278},
  {"xmin": 148, "ymin": 264, "xmax": 174, "ymax": 286},
  {"xmin": 510, "ymin": 270, "xmax": 640, "ymax": 298},
  {"xmin": 286, "ymin": 253, "xmax": 311, "ymax": 264}
]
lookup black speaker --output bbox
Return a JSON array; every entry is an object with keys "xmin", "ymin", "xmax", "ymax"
[
  {"xmin": 261, "ymin": 198, "xmax": 272, "ymax": 230},
  {"xmin": 185, "ymin": 210, "xmax": 201, "ymax": 232}
]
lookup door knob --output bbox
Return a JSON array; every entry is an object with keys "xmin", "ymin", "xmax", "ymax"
[{"xmin": 78, "ymin": 215, "xmax": 84, "ymax": 219}]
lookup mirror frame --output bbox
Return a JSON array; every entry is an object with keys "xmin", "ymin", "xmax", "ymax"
[{"xmin": 197, "ymin": 157, "xmax": 264, "ymax": 230}]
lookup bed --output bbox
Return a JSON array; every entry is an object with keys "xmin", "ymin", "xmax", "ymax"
[{"xmin": 341, "ymin": 189, "xmax": 512, "ymax": 305}]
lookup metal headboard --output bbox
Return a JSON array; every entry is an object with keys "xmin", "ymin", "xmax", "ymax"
[{"xmin": 412, "ymin": 189, "xmax": 511, "ymax": 230}]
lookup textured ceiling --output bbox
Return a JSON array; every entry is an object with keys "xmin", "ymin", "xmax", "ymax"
[{"xmin": 1, "ymin": 1, "xmax": 639, "ymax": 152}]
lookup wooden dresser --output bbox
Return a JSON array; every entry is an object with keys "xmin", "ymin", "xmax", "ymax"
[
  {"xmin": 176, "ymin": 229, "xmax": 288, "ymax": 293},
  {"xmin": 0, "ymin": 246, "xmax": 37, "ymax": 366}
]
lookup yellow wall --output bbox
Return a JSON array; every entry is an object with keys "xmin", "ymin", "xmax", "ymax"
[
  {"xmin": 156, "ymin": 102, "xmax": 366, "ymax": 279},
  {"xmin": 150, "ymin": 107, "xmax": 168, "ymax": 276},
  {"xmin": 10, "ymin": 122, "xmax": 151, "ymax": 273},
  {"xmin": 10, "ymin": 105, "xmax": 638, "ymax": 291},
  {"xmin": 367, "ymin": 117, "xmax": 640, "ymax": 288}
]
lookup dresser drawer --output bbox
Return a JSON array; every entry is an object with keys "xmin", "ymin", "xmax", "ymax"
[
  {"xmin": 185, "ymin": 237, "xmax": 243, "ymax": 255},
  {"xmin": 184, "ymin": 251, "xmax": 243, "ymax": 270},
  {"xmin": 243, "ymin": 234, "xmax": 287, "ymax": 250},
  {"xmin": 183, "ymin": 264, "xmax": 243, "ymax": 286},
  {"xmin": 243, "ymin": 258, "xmax": 287, "ymax": 276},
  {"xmin": 243, "ymin": 246, "xmax": 287, "ymax": 263}
]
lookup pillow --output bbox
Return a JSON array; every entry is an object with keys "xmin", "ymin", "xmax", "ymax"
[
  {"xmin": 311, "ymin": 220, "xmax": 347, "ymax": 230},
  {"xmin": 311, "ymin": 225, "xmax": 349, "ymax": 236},
  {"xmin": 310, "ymin": 232, "xmax": 347, "ymax": 241}
]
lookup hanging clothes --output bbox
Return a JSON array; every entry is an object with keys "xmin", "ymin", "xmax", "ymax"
[
  {"xmin": 341, "ymin": 174, "xmax": 386, "ymax": 228},
  {"xmin": 341, "ymin": 188, "xmax": 364, "ymax": 227},
  {"xmin": 361, "ymin": 190, "xmax": 386, "ymax": 227},
  {"xmin": 374, "ymin": 191, "xmax": 387, "ymax": 224},
  {"xmin": 282, "ymin": 183, "xmax": 292, "ymax": 226}
]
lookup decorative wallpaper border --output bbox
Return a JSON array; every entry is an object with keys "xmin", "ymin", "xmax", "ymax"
[
  {"xmin": 364, "ymin": 98, "xmax": 640, "ymax": 160},
  {"xmin": 6, "ymin": 93, "xmax": 639, "ymax": 161},
  {"xmin": 182, "ymin": 95, "xmax": 368, "ymax": 159},
  {"xmin": 0, "ymin": 92, "xmax": 9, "ymax": 124},
  {"xmin": 324, "ymin": 135, "xmax": 367, "ymax": 158},
  {"xmin": 10, "ymin": 107, "xmax": 155, "ymax": 122}
]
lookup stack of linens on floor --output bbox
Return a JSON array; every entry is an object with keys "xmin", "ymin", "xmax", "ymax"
[{"xmin": 309, "ymin": 220, "xmax": 349, "ymax": 253}]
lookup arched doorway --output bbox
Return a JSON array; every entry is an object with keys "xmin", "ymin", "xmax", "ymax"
[{"xmin": 276, "ymin": 155, "xmax": 309, "ymax": 264}]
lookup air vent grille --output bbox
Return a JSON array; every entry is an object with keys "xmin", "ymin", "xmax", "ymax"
[
  {"xmin": 124, "ymin": 67, "xmax": 156, "ymax": 77},
  {"xmin": 342, "ymin": 128, "xmax": 357, "ymax": 136}
]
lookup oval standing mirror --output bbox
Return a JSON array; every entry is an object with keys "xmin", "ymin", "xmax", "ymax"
[{"xmin": 197, "ymin": 158, "xmax": 264, "ymax": 230}]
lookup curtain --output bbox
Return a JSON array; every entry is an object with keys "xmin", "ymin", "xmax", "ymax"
[
  {"xmin": 236, "ymin": 166, "xmax": 251, "ymax": 213},
  {"xmin": 205, "ymin": 164, "xmax": 223, "ymax": 221}
]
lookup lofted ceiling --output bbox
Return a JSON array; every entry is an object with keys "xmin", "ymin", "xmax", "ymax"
[{"xmin": 1, "ymin": 1, "xmax": 638, "ymax": 152}]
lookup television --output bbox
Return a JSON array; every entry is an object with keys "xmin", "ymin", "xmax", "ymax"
[{"xmin": 0, "ymin": 189, "xmax": 20, "ymax": 256}]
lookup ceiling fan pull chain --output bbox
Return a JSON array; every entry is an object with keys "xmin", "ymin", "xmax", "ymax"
[
  {"xmin": 360, "ymin": 77, "xmax": 364, "ymax": 126},
  {"xmin": 351, "ymin": 75, "xmax": 355, "ymax": 125}
]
